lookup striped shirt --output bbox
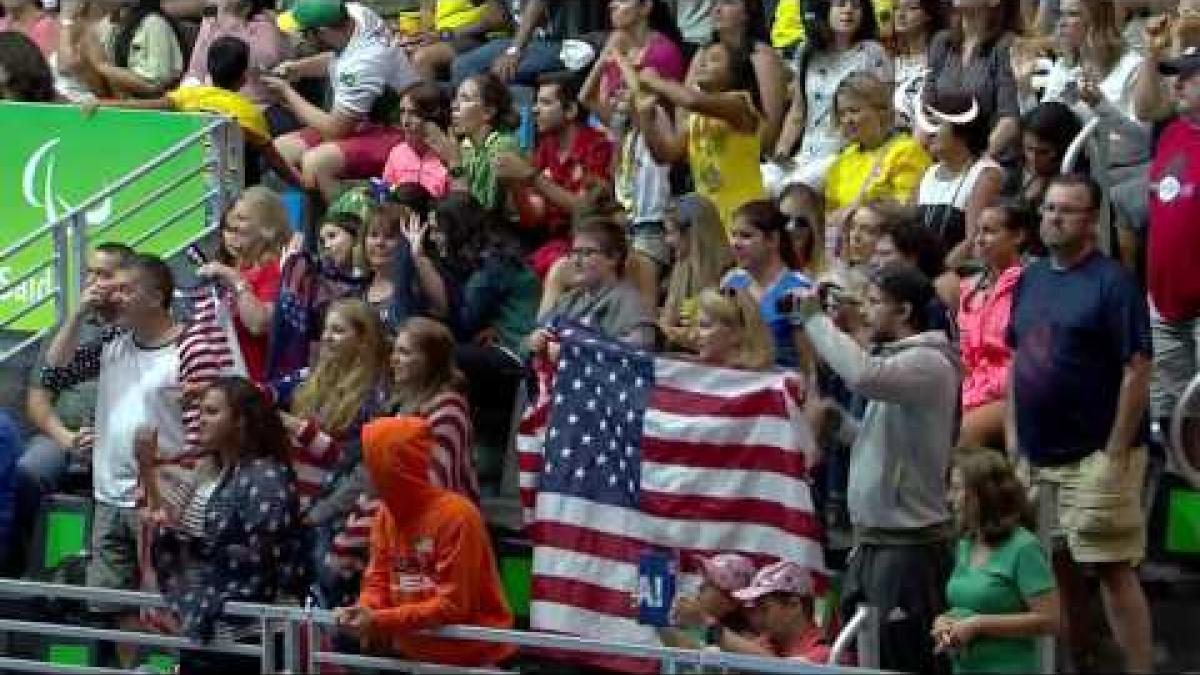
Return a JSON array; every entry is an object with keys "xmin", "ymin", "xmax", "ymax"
[{"xmin": 329, "ymin": 390, "xmax": 478, "ymax": 563}]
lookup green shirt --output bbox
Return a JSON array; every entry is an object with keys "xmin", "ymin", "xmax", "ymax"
[
  {"xmin": 460, "ymin": 131, "xmax": 518, "ymax": 211},
  {"xmin": 946, "ymin": 527, "xmax": 1055, "ymax": 674}
]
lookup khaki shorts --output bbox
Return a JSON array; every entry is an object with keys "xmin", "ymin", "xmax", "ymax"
[
  {"xmin": 87, "ymin": 502, "xmax": 142, "ymax": 613},
  {"xmin": 1035, "ymin": 447, "xmax": 1147, "ymax": 565}
]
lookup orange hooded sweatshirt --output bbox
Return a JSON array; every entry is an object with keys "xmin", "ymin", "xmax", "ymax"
[{"xmin": 357, "ymin": 416, "xmax": 516, "ymax": 666}]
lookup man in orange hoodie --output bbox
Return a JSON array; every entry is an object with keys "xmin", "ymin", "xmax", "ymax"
[{"xmin": 333, "ymin": 416, "xmax": 515, "ymax": 666}]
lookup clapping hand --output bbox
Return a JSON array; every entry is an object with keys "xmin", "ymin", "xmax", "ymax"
[{"xmin": 492, "ymin": 151, "xmax": 536, "ymax": 181}]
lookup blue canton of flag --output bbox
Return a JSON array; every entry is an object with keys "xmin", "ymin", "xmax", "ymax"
[{"xmin": 539, "ymin": 327, "xmax": 655, "ymax": 508}]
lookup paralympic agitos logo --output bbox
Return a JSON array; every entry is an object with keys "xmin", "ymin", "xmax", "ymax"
[{"xmin": 22, "ymin": 138, "xmax": 113, "ymax": 228}]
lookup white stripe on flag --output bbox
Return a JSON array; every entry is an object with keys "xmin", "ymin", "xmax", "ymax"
[
  {"xmin": 530, "ymin": 601, "xmax": 657, "ymax": 645},
  {"xmin": 639, "ymin": 461, "xmax": 817, "ymax": 512},
  {"xmin": 646, "ymin": 410, "xmax": 806, "ymax": 451},
  {"xmin": 536, "ymin": 493, "xmax": 826, "ymax": 566}
]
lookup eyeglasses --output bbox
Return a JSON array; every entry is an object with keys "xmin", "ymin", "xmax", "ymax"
[
  {"xmin": 1039, "ymin": 203, "xmax": 1095, "ymax": 217},
  {"xmin": 569, "ymin": 246, "xmax": 608, "ymax": 259}
]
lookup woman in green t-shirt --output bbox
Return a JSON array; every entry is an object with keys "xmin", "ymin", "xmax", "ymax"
[{"xmin": 935, "ymin": 449, "xmax": 1060, "ymax": 674}]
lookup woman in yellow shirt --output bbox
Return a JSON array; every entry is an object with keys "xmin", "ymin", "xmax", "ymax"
[
  {"xmin": 822, "ymin": 72, "xmax": 930, "ymax": 256},
  {"xmin": 625, "ymin": 41, "xmax": 766, "ymax": 230}
]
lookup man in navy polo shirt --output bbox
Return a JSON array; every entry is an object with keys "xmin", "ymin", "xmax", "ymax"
[{"xmin": 1006, "ymin": 173, "xmax": 1153, "ymax": 673}]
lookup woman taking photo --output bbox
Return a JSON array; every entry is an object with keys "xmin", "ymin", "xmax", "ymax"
[
  {"xmin": 151, "ymin": 376, "xmax": 300, "ymax": 669},
  {"xmin": 721, "ymin": 200, "xmax": 812, "ymax": 371},
  {"xmin": 380, "ymin": 82, "xmax": 453, "ymax": 198},
  {"xmin": 891, "ymin": 0, "xmax": 945, "ymax": 94},
  {"xmin": 95, "ymin": 0, "xmax": 184, "ymax": 98},
  {"xmin": 926, "ymin": 0, "xmax": 1020, "ymax": 163},
  {"xmin": 914, "ymin": 89, "xmax": 1004, "ymax": 268},
  {"xmin": 424, "ymin": 72, "xmax": 520, "ymax": 212},
  {"xmin": 660, "ymin": 194, "xmax": 734, "ymax": 352},
  {"xmin": 198, "ymin": 185, "xmax": 291, "ymax": 383},
  {"xmin": 955, "ymin": 201, "xmax": 1036, "ymax": 450},
  {"xmin": 937, "ymin": 449, "xmax": 1059, "ymax": 674},
  {"xmin": 773, "ymin": 0, "xmax": 890, "ymax": 191}
]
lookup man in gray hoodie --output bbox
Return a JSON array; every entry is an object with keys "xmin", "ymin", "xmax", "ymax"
[{"xmin": 793, "ymin": 261, "xmax": 960, "ymax": 674}]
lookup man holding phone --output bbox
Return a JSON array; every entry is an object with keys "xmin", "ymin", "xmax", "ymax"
[
  {"xmin": 788, "ymin": 261, "xmax": 961, "ymax": 674},
  {"xmin": 265, "ymin": 0, "xmax": 420, "ymax": 203}
]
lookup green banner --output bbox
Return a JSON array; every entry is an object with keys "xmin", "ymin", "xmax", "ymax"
[{"xmin": 0, "ymin": 103, "xmax": 218, "ymax": 331}]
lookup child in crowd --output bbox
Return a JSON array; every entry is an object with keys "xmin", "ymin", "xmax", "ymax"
[
  {"xmin": 720, "ymin": 561, "xmax": 834, "ymax": 663},
  {"xmin": 658, "ymin": 553, "xmax": 756, "ymax": 649},
  {"xmin": 318, "ymin": 211, "xmax": 364, "ymax": 275}
]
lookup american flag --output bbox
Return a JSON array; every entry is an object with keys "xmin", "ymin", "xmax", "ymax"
[{"xmin": 518, "ymin": 325, "xmax": 824, "ymax": 670}]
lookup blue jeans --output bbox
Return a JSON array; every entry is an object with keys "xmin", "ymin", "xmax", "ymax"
[
  {"xmin": 450, "ymin": 38, "xmax": 565, "ymax": 89},
  {"xmin": 10, "ymin": 435, "xmax": 71, "ymax": 574}
]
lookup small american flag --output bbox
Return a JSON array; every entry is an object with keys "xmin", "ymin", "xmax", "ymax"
[{"xmin": 518, "ymin": 325, "xmax": 824, "ymax": 670}]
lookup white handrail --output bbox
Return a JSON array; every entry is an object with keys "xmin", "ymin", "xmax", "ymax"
[
  {"xmin": 829, "ymin": 605, "xmax": 870, "ymax": 666},
  {"xmin": 0, "ymin": 579, "xmax": 889, "ymax": 675},
  {"xmin": 49, "ymin": 118, "xmax": 227, "ymax": 232}
]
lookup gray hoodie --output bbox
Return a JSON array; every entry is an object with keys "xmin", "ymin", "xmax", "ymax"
[{"xmin": 804, "ymin": 315, "xmax": 961, "ymax": 544}]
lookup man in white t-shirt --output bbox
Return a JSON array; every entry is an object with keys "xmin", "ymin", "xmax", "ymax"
[
  {"xmin": 40, "ymin": 253, "xmax": 186, "ymax": 663},
  {"xmin": 264, "ymin": 0, "xmax": 420, "ymax": 202}
]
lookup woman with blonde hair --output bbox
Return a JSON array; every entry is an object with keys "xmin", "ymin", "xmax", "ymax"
[
  {"xmin": 270, "ymin": 297, "xmax": 390, "ymax": 607},
  {"xmin": 693, "ymin": 287, "xmax": 774, "ymax": 371},
  {"xmin": 197, "ymin": 185, "xmax": 291, "ymax": 382},
  {"xmin": 822, "ymin": 73, "xmax": 930, "ymax": 258},
  {"xmin": 327, "ymin": 317, "xmax": 481, "ymax": 570},
  {"xmin": 660, "ymin": 194, "xmax": 734, "ymax": 352}
]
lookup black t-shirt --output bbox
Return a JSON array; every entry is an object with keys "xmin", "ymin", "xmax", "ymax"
[{"xmin": 1007, "ymin": 252, "xmax": 1152, "ymax": 466}]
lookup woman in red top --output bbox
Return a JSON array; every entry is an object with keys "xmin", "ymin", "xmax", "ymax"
[{"xmin": 198, "ymin": 185, "xmax": 291, "ymax": 382}]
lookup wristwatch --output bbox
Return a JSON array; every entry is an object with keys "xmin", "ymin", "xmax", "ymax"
[{"xmin": 449, "ymin": 165, "xmax": 466, "ymax": 179}]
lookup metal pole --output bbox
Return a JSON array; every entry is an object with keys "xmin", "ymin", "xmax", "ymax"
[
  {"xmin": 857, "ymin": 605, "xmax": 880, "ymax": 670},
  {"xmin": 50, "ymin": 216, "xmax": 70, "ymax": 335},
  {"xmin": 261, "ymin": 617, "xmax": 277, "ymax": 673},
  {"xmin": 71, "ymin": 211, "xmax": 87, "ymax": 299}
]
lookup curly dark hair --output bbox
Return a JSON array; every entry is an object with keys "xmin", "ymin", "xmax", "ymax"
[
  {"xmin": 801, "ymin": 0, "xmax": 879, "ymax": 54},
  {"xmin": 434, "ymin": 191, "xmax": 522, "ymax": 281},
  {"xmin": 955, "ymin": 448, "xmax": 1030, "ymax": 546},
  {"xmin": 205, "ymin": 376, "xmax": 291, "ymax": 467},
  {"xmin": 0, "ymin": 31, "xmax": 55, "ymax": 102}
]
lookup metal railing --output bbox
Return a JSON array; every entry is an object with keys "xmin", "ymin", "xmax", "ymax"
[
  {"xmin": 0, "ymin": 115, "xmax": 242, "ymax": 366},
  {"xmin": 0, "ymin": 579, "xmax": 888, "ymax": 674}
]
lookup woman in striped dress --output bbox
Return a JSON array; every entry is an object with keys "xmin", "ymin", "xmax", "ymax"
[{"xmin": 329, "ymin": 317, "xmax": 480, "ymax": 562}]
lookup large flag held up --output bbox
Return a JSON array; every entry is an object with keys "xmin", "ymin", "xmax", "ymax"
[{"xmin": 517, "ymin": 325, "xmax": 824, "ymax": 666}]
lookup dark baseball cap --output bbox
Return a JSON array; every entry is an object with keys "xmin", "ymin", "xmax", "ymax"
[{"xmin": 1160, "ymin": 48, "xmax": 1200, "ymax": 78}]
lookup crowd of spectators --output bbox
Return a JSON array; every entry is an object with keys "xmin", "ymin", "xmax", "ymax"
[{"xmin": 2, "ymin": 0, "xmax": 1198, "ymax": 673}]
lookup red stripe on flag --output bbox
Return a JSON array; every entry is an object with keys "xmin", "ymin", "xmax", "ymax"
[
  {"xmin": 649, "ymin": 385, "xmax": 790, "ymax": 418},
  {"xmin": 638, "ymin": 491, "xmax": 823, "ymax": 540},
  {"xmin": 532, "ymin": 577, "xmax": 635, "ymax": 619}
]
